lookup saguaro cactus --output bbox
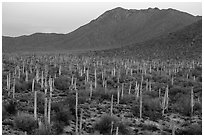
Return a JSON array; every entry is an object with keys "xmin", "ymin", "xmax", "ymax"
[
  {"xmin": 191, "ymin": 87, "xmax": 194, "ymax": 116},
  {"xmin": 89, "ymin": 82, "xmax": 93, "ymax": 100},
  {"xmin": 117, "ymin": 85, "xmax": 120, "ymax": 104},
  {"xmin": 94, "ymin": 69, "xmax": 97, "ymax": 89},
  {"xmin": 75, "ymin": 90, "xmax": 78, "ymax": 134},
  {"xmin": 110, "ymin": 95, "xmax": 113, "ymax": 116},
  {"xmin": 33, "ymin": 79, "xmax": 37, "ymax": 120},
  {"xmin": 13, "ymin": 77, "xmax": 16, "ymax": 98},
  {"xmin": 44, "ymin": 77, "xmax": 48, "ymax": 125},
  {"xmin": 121, "ymin": 83, "xmax": 124, "ymax": 99},
  {"xmin": 162, "ymin": 85, "xmax": 169, "ymax": 115},
  {"xmin": 48, "ymin": 77, "xmax": 53, "ymax": 125},
  {"xmin": 140, "ymin": 75, "xmax": 143, "ymax": 119}
]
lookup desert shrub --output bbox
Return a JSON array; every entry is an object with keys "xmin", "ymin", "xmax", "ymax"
[
  {"xmin": 193, "ymin": 101, "xmax": 202, "ymax": 115},
  {"xmin": 144, "ymin": 91, "xmax": 159, "ymax": 98},
  {"xmin": 141, "ymin": 123, "xmax": 159, "ymax": 131},
  {"xmin": 120, "ymin": 94, "xmax": 135, "ymax": 104},
  {"xmin": 197, "ymin": 76, "xmax": 202, "ymax": 82},
  {"xmin": 117, "ymin": 121, "xmax": 131, "ymax": 135},
  {"xmin": 93, "ymin": 88, "xmax": 118, "ymax": 101},
  {"xmin": 13, "ymin": 112, "xmax": 38, "ymax": 134},
  {"xmin": 2, "ymin": 105, "xmax": 8, "ymax": 120},
  {"xmin": 61, "ymin": 93, "xmax": 87, "ymax": 113},
  {"xmin": 131, "ymin": 95, "xmax": 162, "ymax": 120},
  {"xmin": 53, "ymin": 106, "xmax": 73, "ymax": 125},
  {"xmin": 130, "ymin": 100, "xmax": 140, "ymax": 117},
  {"xmin": 35, "ymin": 91, "xmax": 45, "ymax": 114},
  {"xmin": 52, "ymin": 121, "xmax": 65, "ymax": 135},
  {"xmin": 172, "ymin": 95, "xmax": 191, "ymax": 116},
  {"xmin": 54, "ymin": 76, "xmax": 70, "ymax": 90},
  {"xmin": 182, "ymin": 80, "xmax": 197, "ymax": 87},
  {"xmin": 34, "ymin": 122, "xmax": 52, "ymax": 135},
  {"xmin": 3, "ymin": 100, "xmax": 18, "ymax": 115},
  {"xmin": 169, "ymin": 86, "xmax": 188, "ymax": 103},
  {"xmin": 177, "ymin": 123, "xmax": 202, "ymax": 135},
  {"xmin": 15, "ymin": 80, "xmax": 34, "ymax": 92},
  {"xmin": 94, "ymin": 114, "xmax": 130, "ymax": 135},
  {"xmin": 191, "ymin": 66, "xmax": 201, "ymax": 77},
  {"xmin": 143, "ymin": 96, "xmax": 162, "ymax": 120}
]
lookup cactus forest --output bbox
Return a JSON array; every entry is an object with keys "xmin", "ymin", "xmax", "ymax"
[{"xmin": 2, "ymin": 53, "xmax": 202, "ymax": 135}]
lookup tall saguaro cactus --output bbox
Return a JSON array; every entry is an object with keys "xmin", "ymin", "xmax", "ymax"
[
  {"xmin": 162, "ymin": 85, "xmax": 169, "ymax": 115},
  {"xmin": 110, "ymin": 95, "xmax": 113, "ymax": 116},
  {"xmin": 48, "ymin": 77, "xmax": 53, "ymax": 125},
  {"xmin": 13, "ymin": 77, "xmax": 16, "ymax": 99},
  {"xmin": 140, "ymin": 75, "xmax": 143, "ymax": 119},
  {"xmin": 44, "ymin": 77, "xmax": 48, "ymax": 126},
  {"xmin": 75, "ymin": 89, "xmax": 78, "ymax": 134},
  {"xmin": 94, "ymin": 69, "xmax": 97, "ymax": 89},
  {"xmin": 33, "ymin": 79, "xmax": 37, "ymax": 120},
  {"xmin": 191, "ymin": 87, "xmax": 194, "ymax": 116}
]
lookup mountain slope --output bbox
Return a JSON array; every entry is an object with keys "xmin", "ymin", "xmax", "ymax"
[
  {"xmin": 2, "ymin": 7, "xmax": 201, "ymax": 52},
  {"xmin": 91, "ymin": 19, "xmax": 202, "ymax": 60}
]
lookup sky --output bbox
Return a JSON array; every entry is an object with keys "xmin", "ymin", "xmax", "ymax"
[{"xmin": 2, "ymin": 2, "xmax": 202, "ymax": 37}]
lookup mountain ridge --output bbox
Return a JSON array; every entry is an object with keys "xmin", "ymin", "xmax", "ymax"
[
  {"xmin": 2, "ymin": 7, "xmax": 201, "ymax": 52},
  {"xmin": 90, "ymin": 19, "xmax": 202, "ymax": 60}
]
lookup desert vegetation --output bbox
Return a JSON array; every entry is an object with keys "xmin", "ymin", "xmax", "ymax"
[{"xmin": 2, "ymin": 52, "xmax": 202, "ymax": 135}]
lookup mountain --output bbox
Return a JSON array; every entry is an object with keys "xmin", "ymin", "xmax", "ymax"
[
  {"xmin": 2, "ymin": 7, "xmax": 201, "ymax": 52},
  {"xmin": 90, "ymin": 19, "xmax": 202, "ymax": 60}
]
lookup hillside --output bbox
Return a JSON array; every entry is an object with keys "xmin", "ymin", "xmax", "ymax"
[
  {"xmin": 90, "ymin": 19, "xmax": 202, "ymax": 60},
  {"xmin": 2, "ymin": 7, "xmax": 201, "ymax": 52}
]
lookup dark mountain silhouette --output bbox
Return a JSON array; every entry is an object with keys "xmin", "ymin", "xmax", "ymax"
[
  {"xmin": 2, "ymin": 7, "xmax": 201, "ymax": 52},
  {"xmin": 90, "ymin": 19, "xmax": 202, "ymax": 60}
]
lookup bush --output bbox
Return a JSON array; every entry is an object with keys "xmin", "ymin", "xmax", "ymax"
[
  {"xmin": 34, "ymin": 122, "xmax": 52, "ymax": 135},
  {"xmin": 3, "ymin": 100, "xmax": 18, "ymax": 115},
  {"xmin": 2, "ymin": 106, "xmax": 8, "ymax": 120},
  {"xmin": 52, "ymin": 121, "xmax": 65, "ymax": 135},
  {"xmin": 13, "ymin": 112, "xmax": 38, "ymax": 134},
  {"xmin": 35, "ymin": 92, "xmax": 45, "ymax": 114},
  {"xmin": 177, "ymin": 123, "xmax": 202, "ymax": 135},
  {"xmin": 93, "ymin": 88, "xmax": 118, "ymax": 101},
  {"xmin": 143, "ymin": 96, "xmax": 162, "ymax": 120},
  {"xmin": 193, "ymin": 101, "xmax": 202, "ymax": 115},
  {"xmin": 52, "ymin": 102, "xmax": 73, "ymax": 125},
  {"xmin": 120, "ymin": 94, "xmax": 135, "ymax": 104},
  {"xmin": 131, "ymin": 95, "xmax": 162, "ymax": 121},
  {"xmin": 94, "ymin": 114, "xmax": 130, "ymax": 135},
  {"xmin": 54, "ymin": 76, "xmax": 70, "ymax": 90},
  {"xmin": 15, "ymin": 80, "xmax": 35, "ymax": 93},
  {"xmin": 53, "ymin": 107, "xmax": 73, "ymax": 125},
  {"xmin": 172, "ymin": 95, "xmax": 191, "ymax": 116},
  {"xmin": 169, "ymin": 86, "xmax": 188, "ymax": 103}
]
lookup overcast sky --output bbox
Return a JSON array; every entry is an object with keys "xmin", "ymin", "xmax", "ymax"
[{"xmin": 2, "ymin": 2, "xmax": 202, "ymax": 37}]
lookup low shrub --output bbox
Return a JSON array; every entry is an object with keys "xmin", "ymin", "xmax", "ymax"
[
  {"xmin": 2, "ymin": 105, "xmax": 8, "ymax": 120},
  {"xmin": 169, "ymin": 86, "xmax": 188, "ymax": 103},
  {"xmin": 3, "ymin": 100, "xmax": 18, "ymax": 115},
  {"xmin": 193, "ymin": 101, "xmax": 202, "ymax": 115},
  {"xmin": 15, "ymin": 80, "xmax": 36, "ymax": 92},
  {"xmin": 34, "ymin": 122, "xmax": 52, "ymax": 135},
  {"xmin": 54, "ymin": 76, "xmax": 70, "ymax": 90},
  {"xmin": 172, "ymin": 95, "xmax": 191, "ymax": 116},
  {"xmin": 93, "ymin": 88, "xmax": 118, "ymax": 101},
  {"xmin": 52, "ymin": 121, "xmax": 65, "ymax": 135},
  {"xmin": 120, "ymin": 94, "xmax": 135, "ymax": 104},
  {"xmin": 94, "ymin": 114, "xmax": 130, "ymax": 135},
  {"xmin": 131, "ymin": 95, "xmax": 162, "ymax": 121},
  {"xmin": 53, "ymin": 106, "xmax": 73, "ymax": 125},
  {"xmin": 177, "ymin": 123, "xmax": 202, "ymax": 135},
  {"xmin": 13, "ymin": 112, "xmax": 38, "ymax": 134}
]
